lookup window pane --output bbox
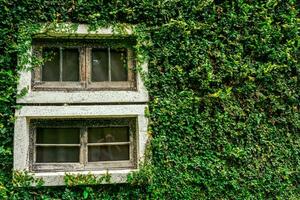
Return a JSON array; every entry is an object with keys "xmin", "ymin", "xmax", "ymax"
[
  {"xmin": 36, "ymin": 146, "xmax": 79, "ymax": 163},
  {"xmin": 88, "ymin": 127, "xmax": 129, "ymax": 143},
  {"xmin": 88, "ymin": 145, "xmax": 129, "ymax": 161},
  {"xmin": 92, "ymin": 49, "xmax": 108, "ymax": 81},
  {"xmin": 36, "ymin": 128, "xmax": 80, "ymax": 144},
  {"xmin": 62, "ymin": 48, "xmax": 79, "ymax": 81},
  {"xmin": 42, "ymin": 48, "xmax": 60, "ymax": 81},
  {"xmin": 111, "ymin": 49, "xmax": 128, "ymax": 81}
]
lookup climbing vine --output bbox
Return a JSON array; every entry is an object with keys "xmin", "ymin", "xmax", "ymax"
[{"xmin": 0, "ymin": 0, "xmax": 299, "ymax": 199}]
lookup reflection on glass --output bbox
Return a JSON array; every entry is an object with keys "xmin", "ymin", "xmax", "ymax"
[
  {"xmin": 88, "ymin": 145, "xmax": 129, "ymax": 162},
  {"xmin": 92, "ymin": 49, "xmax": 109, "ymax": 81},
  {"xmin": 42, "ymin": 48, "xmax": 60, "ymax": 81},
  {"xmin": 62, "ymin": 48, "xmax": 79, "ymax": 81},
  {"xmin": 111, "ymin": 49, "xmax": 127, "ymax": 81},
  {"xmin": 36, "ymin": 146, "xmax": 79, "ymax": 163},
  {"xmin": 88, "ymin": 127, "xmax": 129, "ymax": 143},
  {"xmin": 36, "ymin": 128, "xmax": 80, "ymax": 144}
]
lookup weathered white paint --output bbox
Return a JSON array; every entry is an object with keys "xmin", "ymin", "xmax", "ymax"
[
  {"xmin": 17, "ymin": 62, "xmax": 148, "ymax": 104},
  {"xmin": 32, "ymin": 169, "xmax": 137, "ymax": 186},
  {"xmin": 14, "ymin": 105, "xmax": 148, "ymax": 186},
  {"xmin": 14, "ymin": 116, "xmax": 30, "ymax": 171},
  {"xmin": 16, "ymin": 105, "xmax": 147, "ymax": 117},
  {"xmin": 37, "ymin": 23, "xmax": 133, "ymax": 37}
]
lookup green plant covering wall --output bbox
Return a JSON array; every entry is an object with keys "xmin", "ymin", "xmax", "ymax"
[{"xmin": 0, "ymin": 0, "xmax": 299, "ymax": 199}]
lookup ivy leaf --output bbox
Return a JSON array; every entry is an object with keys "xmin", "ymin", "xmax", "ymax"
[{"xmin": 83, "ymin": 189, "xmax": 89, "ymax": 199}]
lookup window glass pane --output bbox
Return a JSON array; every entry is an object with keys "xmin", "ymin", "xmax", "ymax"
[
  {"xmin": 88, "ymin": 127, "xmax": 129, "ymax": 143},
  {"xmin": 92, "ymin": 48, "xmax": 108, "ymax": 81},
  {"xmin": 42, "ymin": 48, "xmax": 60, "ymax": 81},
  {"xmin": 36, "ymin": 147, "xmax": 79, "ymax": 163},
  {"xmin": 88, "ymin": 145, "xmax": 129, "ymax": 162},
  {"xmin": 111, "ymin": 49, "xmax": 128, "ymax": 81},
  {"xmin": 36, "ymin": 128, "xmax": 80, "ymax": 144},
  {"xmin": 62, "ymin": 48, "xmax": 79, "ymax": 81}
]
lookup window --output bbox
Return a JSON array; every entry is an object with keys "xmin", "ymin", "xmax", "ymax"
[
  {"xmin": 32, "ymin": 39, "xmax": 136, "ymax": 90},
  {"xmin": 14, "ymin": 25, "xmax": 148, "ymax": 186},
  {"xmin": 30, "ymin": 118, "xmax": 137, "ymax": 172}
]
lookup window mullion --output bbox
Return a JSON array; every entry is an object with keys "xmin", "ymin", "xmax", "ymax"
[
  {"xmin": 33, "ymin": 128, "xmax": 37, "ymax": 164},
  {"xmin": 36, "ymin": 47, "xmax": 43, "ymax": 82},
  {"xmin": 59, "ymin": 47, "xmax": 63, "ymax": 82},
  {"xmin": 86, "ymin": 47, "xmax": 91, "ymax": 87},
  {"xmin": 108, "ymin": 47, "xmax": 111, "ymax": 82},
  {"xmin": 80, "ymin": 127, "xmax": 88, "ymax": 167},
  {"xmin": 80, "ymin": 47, "xmax": 87, "ymax": 87},
  {"xmin": 129, "ymin": 121, "xmax": 133, "ymax": 163}
]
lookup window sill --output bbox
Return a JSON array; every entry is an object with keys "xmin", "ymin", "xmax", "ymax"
[
  {"xmin": 17, "ymin": 64, "xmax": 147, "ymax": 104},
  {"xmin": 30, "ymin": 169, "xmax": 137, "ymax": 186}
]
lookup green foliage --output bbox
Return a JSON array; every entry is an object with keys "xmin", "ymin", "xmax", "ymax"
[
  {"xmin": 12, "ymin": 171, "xmax": 44, "ymax": 187},
  {"xmin": 0, "ymin": 0, "xmax": 299, "ymax": 199},
  {"xmin": 64, "ymin": 172, "xmax": 111, "ymax": 186}
]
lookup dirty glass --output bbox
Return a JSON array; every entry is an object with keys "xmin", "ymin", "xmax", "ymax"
[
  {"xmin": 36, "ymin": 147, "xmax": 79, "ymax": 163},
  {"xmin": 88, "ymin": 145, "xmax": 129, "ymax": 162},
  {"xmin": 111, "ymin": 49, "xmax": 127, "ymax": 81},
  {"xmin": 42, "ymin": 48, "xmax": 60, "ymax": 81},
  {"xmin": 92, "ymin": 48, "xmax": 109, "ymax": 81},
  {"xmin": 36, "ymin": 128, "xmax": 80, "ymax": 144},
  {"xmin": 88, "ymin": 127, "xmax": 129, "ymax": 143},
  {"xmin": 62, "ymin": 48, "xmax": 79, "ymax": 81}
]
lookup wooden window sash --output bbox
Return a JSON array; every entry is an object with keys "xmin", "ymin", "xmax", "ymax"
[
  {"xmin": 108, "ymin": 47, "xmax": 111, "ymax": 82},
  {"xmin": 59, "ymin": 47, "xmax": 63, "ymax": 82},
  {"xmin": 32, "ymin": 46, "xmax": 85, "ymax": 90},
  {"xmin": 32, "ymin": 42, "xmax": 136, "ymax": 91},
  {"xmin": 87, "ymin": 142, "xmax": 130, "ymax": 146},
  {"xmin": 30, "ymin": 119, "xmax": 136, "ymax": 172},
  {"xmin": 35, "ymin": 144, "xmax": 80, "ymax": 147},
  {"xmin": 86, "ymin": 47, "xmax": 136, "ymax": 90},
  {"xmin": 80, "ymin": 127, "xmax": 88, "ymax": 165}
]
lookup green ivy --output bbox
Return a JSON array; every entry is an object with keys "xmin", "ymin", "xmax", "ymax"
[
  {"xmin": 64, "ymin": 172, "xmax": 111, "ymax": 186},
  {"xmin": 0, "ymin": 0, "xmax": 299, "ymax": 199}
]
